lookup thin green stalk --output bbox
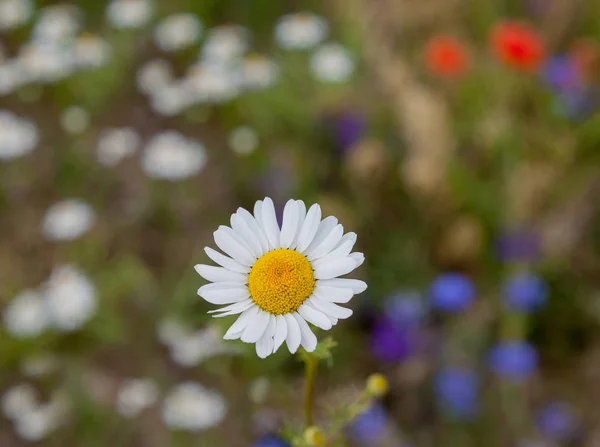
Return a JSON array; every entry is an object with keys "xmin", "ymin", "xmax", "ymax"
[{"xmin": 303, "ymin": 351, "xmax": 319, "ymax": 427}]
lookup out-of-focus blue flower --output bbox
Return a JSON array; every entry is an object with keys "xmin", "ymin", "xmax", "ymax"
[
  {"xmin": 383, "ymin": 290, "xmax": 426, "ymax": 327},
  {"xmin": 335, "ymin": 111, "xmax": 365, "ymax": 151},
  {"xmin": 429, "ymin": 273, "xmax": 475, "ymax": 312},
  {"xmin": 503, "ymin": 272, "xmax": 548, "ymax": 312},
  {"xmin": 252, "ymin": 434, "xmax": 291, "ymax": 447},
  {"xmin": 536, "ymin": 402, "xmax": 576, "ymax": 441},
  {"xmin": 542, "ymin": 55, "xmax": 580, "ymax": 92},
  {"xmin": 553, "ymin": 88, "xmax": 598, "ymax": 121},
  {"xmin": 370, "ymin": 316, "xmax": 415, "ymax": 363},
  {"xmin": 488, "ymin": 341, "xmax": 538, "ymax": 381},
  {"xmin": 350, "ymin": 404, "xmax": 389, "ymax": 444},
  {"xmin": 495, "ymin": 228, "xmax": 540, "ymax": 263},
  {"xmin": 434, "ymin": 367, "xmax": 480, "ymax": 420}
]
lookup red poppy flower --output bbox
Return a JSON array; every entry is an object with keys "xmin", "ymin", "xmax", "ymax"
[
  {"xmin": 490, "ymin": 20, "xmax": 545, "ymax": 71},
  {"xmin": 425, "ymin": 35, "xmax": 470, "ymax": 78}
]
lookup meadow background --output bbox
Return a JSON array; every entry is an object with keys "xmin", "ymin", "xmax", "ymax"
[{"xmin": 2, "ymin": 0, "xmax": 600, "ymax": 446}]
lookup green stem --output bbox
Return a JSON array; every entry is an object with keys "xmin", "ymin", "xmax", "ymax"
[{"xmin": 303, "ymin": 351, "xmax": 319, "ymax": 427}]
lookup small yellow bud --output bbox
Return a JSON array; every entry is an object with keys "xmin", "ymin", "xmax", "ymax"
[
  {"xmin": 366, "ymin": 373, "xmax": 389, "ymax": 397},
  {"xmin": 303, "ymin": 426, "xmax": 325, "ymax": 446}
]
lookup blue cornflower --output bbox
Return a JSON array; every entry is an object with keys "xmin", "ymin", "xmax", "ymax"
[
  {"xmin": 434, "ymin": 367, "xmax": 479, "ymax": 420},
  {"xmin": 370, "ymin": 316, "xmax": 415, "ymax": 363},
  {"xmin": 536, "ymin": 402, "xmax": 577, "ymax": 440},
  {"xmin": 542, "ymin": 55, "xmax": 580, "ymax": 92},
  {"xmin": 429, "ymin": 273, "xmax": 475, "ymax": 312},
  {"xmin": 252, "ymin": 434, "xmax": 291, "ymax": 447},
  {"xmin": 383, "ymin": 290, "xmax": 426, "ymax": 327},
  {"xmin": 335, "ymin": 111, "xmax": 365, "ymax": 151},
  {"xmin": 488, "ymin": 341, "xmax": 538, "ymax": 381},
  {"xmin": 349, "ymin": 404, "xmax": 389, "ymax": 444},
  {"xmin": 503, "ymin": 272, "xmax": 549, "ymax": 312}
]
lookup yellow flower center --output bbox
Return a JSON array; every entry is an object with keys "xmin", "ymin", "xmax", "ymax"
[{"xmin": 248, "ymin": 249, "xmax": 315, "ymax": 315}]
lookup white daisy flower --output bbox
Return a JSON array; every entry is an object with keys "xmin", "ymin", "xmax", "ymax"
[
  {"xmin": 3, "ymin": 290, "xmax": 49, "ymax": 339},
  {"xmin": 0, "ymin": 111, "xmax": 38, "ymax": 160},
  {"xmin": 14, "ymin": 391, "xmax": 70, "ymax": 442},
  {"xmin": 154, "ymin": 13, "xmax": 202, "ymax": 52},
  {"xmin": 96, "ymin": 127, "xmax": 140, "ymax": 166},
  {"xmin": 42, "ymin": 199, "xmax": 95, "ymax": 241},
  {"xmin": 44, "ymin": 265, "xmax": 96, "ymax": 332},
  {"xmin": 0, "ymin": 0, "xmax": 33, "ymax": 31},
  {"xmin": 195, "ymin": 197, "xmax": 367, "ymax": 358},
  {"xmin": 184, "ymin": 62, "xmax": 240, "ymax": 104},
  {"xmin": 162, "ymin": 382, "xmax": 226, "ymax": 431},
  {"xmin": 107, "ymin": 0, "xmax": 153, "ymax": 29},
  {"xmin": 19, "ymin": 41, "xmax": 74, "ymax": 83},
  {"xmin": 1, "ymin": 383, "xmax": 38, "ymax": 421},
  {"xmin": 116, "ymin": 378, "xmax": 159, "ymax": 418},
  {"xmin": 149, "ymin": 82, "xmax": 189, "ymax": 116},
  {"xmin": 142, "ymin": 131, "xmax": 206, "ymax": 180},
  {"xmin": 240, "ymin": 54, "xmax": 278, "ymax": 90},
  {"xmin": 229, "ymin": 126, "xmax": 259, "ymax": 155},
  {"xmin": 274, "ymin": 12, "xmax": 328, "ymax": 50},
  {"xmin": 72, "ymin": 33, "xmax": 111, "ymax": 69},
  {"xmin": 136, "ymin": 58, "xmax": 174, "ymax": 95},
  {"xmin": 310, "ymin": 43, "xmax": 355, "ymax": 83},
  {"xmin": 33, "ymin": 5, "xmax": 80, "ymax": 43},
  {"xmin": 60, "ymin": 106, "xmax": 90, "ymax": 135},
  {"xmin": 200, "ymin": 25, "xmax": 249, "ymax": 64}
]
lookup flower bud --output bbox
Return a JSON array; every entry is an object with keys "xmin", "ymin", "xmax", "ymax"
[
  {"xmin": 366, "ymin": 373, "xmax": 389, "ymax": 398},
  {"xmin": 303, "ymin": 426, "xmax": 325, "ymax": 446}
]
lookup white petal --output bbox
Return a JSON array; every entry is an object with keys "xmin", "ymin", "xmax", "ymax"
[
  {"xmin": 326, "ymin": 315, "xmax": 338, "ymax": 326},
  {"xmin": 292, "ymin": 200, "xmax": 307, "ymax": 248},
  {"xmin": 293, "ymin": 313, "xmax": 317, "ymax": 352},
  {"xmin": 327, "ymin": 239, "xmax": 354, "ymax": 259},
  {"xmin": 296, "ymin": 204, "xmax": 322, "ymax": 253},
  {"xmin": 272, "ymin": 315, "xmax": 287, "ymax": 353},
  {"xmin": 317, "ymin": 278, "xmax": 368, "ymax": 294},
  {"xmin": 208, "ymin": 299, "xmax": 254, "ymax": 317},
  {"xmin": 313, "ymin": 257, "xmax": 358, "ymax": 280},
  {"xmin": 231, "ymin": 214, "xmax": 263, "ymax": 258},
  {"xmin": 254, "ymin": 200, "xmax": 264, "ymax": 228},
  {"xmin": 313, "ymin": 285, "xmax": 354, "ymax": 303},
  {"xmin": 194, "ymin": 264, "xmax": 247, "ymax": 283},
  {"xmin": 298, "ymin": 303, "xmax": 332, "ymax": 330},
  {"xmin": 223, "ymin": 306, "xmax": 259, "ymax": 340},
  {"xmin": 256, "ymin": 315, "xmax": 276, "ymax": 358},
  {"xmin": 197, "ymin": 282, "xmax": 249, "ymax": 305},
  {"xmin": 204, "ymin": 247, "xmax": 250, "ymax": 273},
  {"xmin": 309, "ymin": 297, "xmax": 353, "ymax": 319},
  {"xmin": 307, "ymin": 224, "xmax": 344, "ymax": 260},
  {"xmin": 336, "ymin": 232, "xmax": 357, "ymax": 249},
  {"xmin": 279, "ymin": 199, "xmax": 300, "ymax": 249},
  {"xmin": 214, "ymin": 226, "xmax": 255, "ymax": 266},
  {"xmin": 237, "ymin": 208, "xmax": 270, "ymax": 254},
  {"xmin": 350, "ymin": 252, "xmax": 365, "ymax": 267},
  {"xmin": 284, "ymin": 313, "xmax": 301, "ymax": 353},
  {"xmin": 304, "ymin": 216, "xmax": 338, "ymax": 254},
  {"xmin": 261, "ymin": 197, "xmax": 280, "ymax": 249},
  {"xmin": 241, "ymin": 310, "xmax": 270, "ymax": 343}
]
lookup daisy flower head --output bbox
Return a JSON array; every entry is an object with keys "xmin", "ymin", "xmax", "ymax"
[
  {"xmin": 154, "ymin": 13, "xmax": 202, "ymax": 52},
  {"xmin": 310, "ymin": 42, "xmax": 355, "ymax": 83},
  {"xmin": 195, "ymin": 198, "xmax": 367, "ymax": 358},
  {"xmin": 106, "ymin": 0, "xmax": 153, "ymax": 29},
  {"xmin": 0, "ymin": 0, "xmax": 33, "ymax": 31},
  {"xmin": 274, "ymin": 12, "xmax": 328, "ymax": 50}
]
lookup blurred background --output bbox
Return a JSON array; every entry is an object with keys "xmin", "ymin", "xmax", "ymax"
[{"xmin": 1, "ymin": 0, "xmax": 600, "ymax": 446}]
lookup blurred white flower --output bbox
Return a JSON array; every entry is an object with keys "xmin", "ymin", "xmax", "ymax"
[
  {"xmin": 0, "ymin": 0, "xmax": 33, "ymax": 31},
  {"xmin": 42, "ymin": 199, "xmax": 95, "ymax": 241},
  {"xmin": 310, "ymin": 43, "xmax": 355, "ymax": 83},
  {"xmin": 157, "ymin": 318, "xmax": 188, "ymax": 346},
  {"xmin": 21, "ymin": 354, "xmax": 59, "ymax": 378},
  {"xmin": 19, "ymin": 41, "xmax": 74, "ymax": 83},
  {"xmin": 142, "ymin": 131, "xmax": 206, "ymax": 181},
  {"xmin": 97, "ymin": 127, "xmax": 140, "ymax": 166},
  {"xmin": 0, "ymin": 111, "xmax": 38, "ymax": 160},
  {"xmin": 72, "ymin": 33, "xmax": 111, "ymax": 69},
  {"xmin": 172, "ymin": 326, "xmax": 239, "ymax": 367},
  {"xmin": 14, "ymin": 391, "xmax": 70, "ymax": 442},
  {"xmin": 274, "ymin": 12, "xmax": 328, "ymax": 50},
  {"xmin": 33, "ymin": 4, "xmax": 80, "ymax": 43},
  {"xmin": 201, "ymin": 25, "xmax": 249, "ymax": 64},
  {"xmin": 154, "ymin": 13, "xmax": 202, "ymax": 52},
  {"xmin": 229, "ymin": 126, "xmax": 259, "ymax": 155},
  {"xmin": 116, "ymin": 378, "xmax": 159, "ymax": 418},
  {"xmin": 240, "ymin": 54, "xmax": 278, "ymax": 90},
  {"xmin": 0, "ymin": 59, "xmax": 24, "ymax": 95},
  {"xmin": 60, "ymin": 106, "xmax": 90, "ymax": 135},
  {"xmin": 44, "ymin": 265, "xmax": 96, "ymax": 332},
  {"xmin": 3, "ymin": 290, "xmax": 49, "ymax": 339},
  {"xmin": 184, "ymin": 63, "xmax": 240, "ymax": 104},
  {"xmin": 1, "ymin": 384, "xmax": 38, "ymax": 421},
  {"xmin": 149, "ymin": 83, "xmax": 189, "ymax": 116},
  {"xmin": 136, "ymin": 58, "xmax": 173, "ymax": 95},
  {"xmin": 162, "ymin": 382, "xmax": 226, "ymax": 431},
  {"xmin": 107, "ymin": 0, "xmax": 152, "ymax": 29}
]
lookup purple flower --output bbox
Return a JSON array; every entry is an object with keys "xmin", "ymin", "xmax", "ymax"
[
  {"xmin": 542, "ymin": 56, "xmax": 580, "ymax": 92},
  {"xmin": 253, "ymin": 434, "xmax": 290, "ymax": 447},
  {"xmin": 335, "ymin": 112, "xmax": 365, "ymax": 151},
  {"xmin": 495, "ymin": 227, "xmax": 540, "ymax": 263},
  {"xmin": 370, "ymin": 316, "xmax": 415, "ymax": 363},
  {"xmin": 536, "ymin": 402, "xmax": 576, "ymax": 440},
  {"xmin": 350, "ymin": 404, "xmax": 389, "ymax": 444},
  {"xmin": 429, "ymin": 273, "xmax": 475, "ymax": 312},
  {"xmin": 383, "ymin": 290, "xmax": 426, "ymax": 327},
  {"xmin": 503, "ymin": 272, "xmax": 548, "ymax": 312},
  {"xmin": 488, "ymin": 341, "xmax": 538, "ymax": 381},
  {"xmin": 434, "ymin": 367, "xmax": 479, "ymax": 420}
]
